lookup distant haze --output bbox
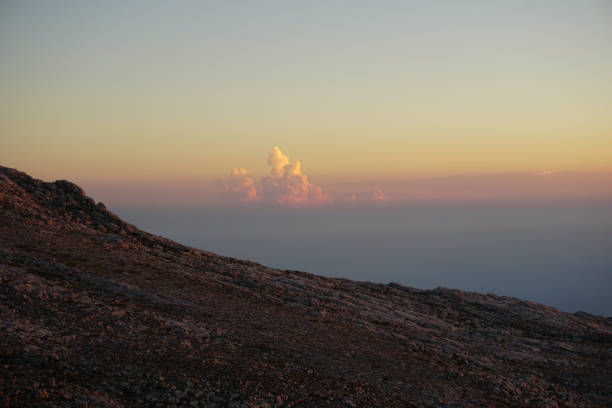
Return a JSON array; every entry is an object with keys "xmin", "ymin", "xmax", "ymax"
[
  {"xmin": 115, "ymin": 200, "xmax": 612, "ymax": 317},
  {"xmin": 81, "ymin": 171, "xmax": 612, "ymax": 207}
]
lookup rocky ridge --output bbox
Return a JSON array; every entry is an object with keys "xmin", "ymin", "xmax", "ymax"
[{"xmin": 1, "ymin": 165, "xmax": 611, "ymax": 407}]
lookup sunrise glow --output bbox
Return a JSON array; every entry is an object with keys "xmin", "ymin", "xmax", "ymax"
[{"xmin": 1, "ymin": 1, "xmax": 611, "ymax": 206}]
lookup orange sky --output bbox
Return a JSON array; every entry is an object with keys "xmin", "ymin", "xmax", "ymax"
[{"xmin": 1, "ymin": 2, "xmax": 611, "ymax": 206}]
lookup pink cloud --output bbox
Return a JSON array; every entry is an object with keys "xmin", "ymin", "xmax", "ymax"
[
  {"xmin": 262, "ymin": 147, "xmax": 330, "ymax": 206},
  {"xmin": 331, "ymin": 172, "xmax": 612, "ymax": 202},
  {"xmin": 216, "ymin": 168, "xmax": 259, "ymax": 204},
  {"xmin": 344, "ymin": 188, "xmax": 387, "ymax": 204}
]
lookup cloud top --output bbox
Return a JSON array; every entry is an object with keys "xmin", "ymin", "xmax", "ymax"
[
  {"xmin": 268, "ymin": 146, "xmax": 291, "ymax": 178},
  {"xmin": 262, "ymin": 147, "xmax": 330, "ymax": 206},
  {"xmin": 217, "ymin": 147, "xmax": 389, "ymax": 207}
]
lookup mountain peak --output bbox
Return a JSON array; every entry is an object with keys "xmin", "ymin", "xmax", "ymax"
[{"xmin": 0, "ymin": 165, "xmax": 124, "ymax": 233}]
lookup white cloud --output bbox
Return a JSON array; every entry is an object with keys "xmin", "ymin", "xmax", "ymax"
[
  {"xmin": 261, "ymin": 147, "xmax": 330, "ymax": 206},
  {"xmin": 267, "ymin": 146, "xmax": 290, "ymax": 178}
]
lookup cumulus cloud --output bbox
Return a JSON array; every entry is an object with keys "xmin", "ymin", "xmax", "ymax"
[
  {"xmin": 261, "ymin": 147, "xmax": 330, "ymax": 206},
  {"xmin": 371, "ymin": 188, "xmax": 386, "ymax": 202},
  {"xmin": 268, "ymin": 146, "xmax": 290, "ymax": 178},
  {"xmin": 216, "ymin": 168, "xmax": 259, "ymax": 204},
  {"xmin": 344, "ymin": 188, "xmax": 387, "ymax": 204}
]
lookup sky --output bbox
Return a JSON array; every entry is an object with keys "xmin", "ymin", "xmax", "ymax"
[{"xmin": 1, "ymin": 0, "xmax": 611, "ymax": 205}]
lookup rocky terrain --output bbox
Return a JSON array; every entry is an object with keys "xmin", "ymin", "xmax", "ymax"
[{"xmin": 1, "ymin": 165, "xmax": 611, "ymax": 407}]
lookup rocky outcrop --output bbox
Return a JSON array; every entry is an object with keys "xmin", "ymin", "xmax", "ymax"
[{"xmin": 1, "ymin": 165, "xmax": 611, "ymax": 407}]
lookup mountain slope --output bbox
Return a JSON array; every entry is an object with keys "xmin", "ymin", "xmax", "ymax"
[{"xmin": 1, "ymin": 165, "xmax": 611, "ymax": 407}]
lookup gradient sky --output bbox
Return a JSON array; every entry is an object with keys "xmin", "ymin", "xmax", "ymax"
[{"xmin": 1, "ymin": 1, "xmax": 611, "ymax": 204}]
